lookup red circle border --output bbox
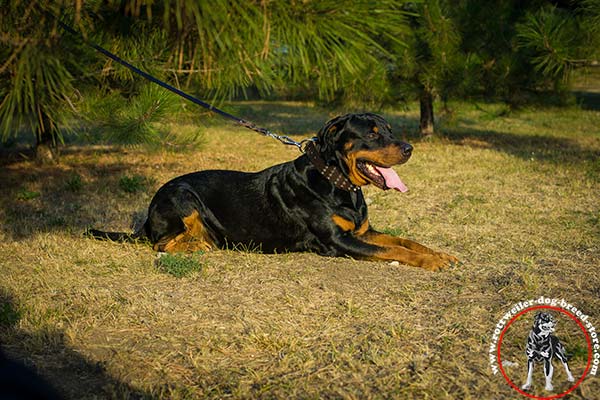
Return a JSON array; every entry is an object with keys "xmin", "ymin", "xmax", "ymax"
[{"xmin": 496, "ymin": 305, "xmax": 593, "ymax": 399}]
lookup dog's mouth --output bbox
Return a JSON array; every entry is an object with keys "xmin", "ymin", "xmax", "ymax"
[
  {"xmin": 356, "ymin": 160, "xmax": 408, "ymax": 192},
  {"xmin": 539, "ymin": 322, "xmax": 556, "ymax": 334}
]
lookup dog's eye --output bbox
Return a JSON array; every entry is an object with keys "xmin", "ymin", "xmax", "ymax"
[{"xmin": 366, "ymin": 131, "xmax": 379, "ymax": 140}]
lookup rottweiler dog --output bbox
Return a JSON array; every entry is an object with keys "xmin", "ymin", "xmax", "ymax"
[
  {"xmin": 88, "ymin": 113, "xmax": 458, "ymax": 271},
  {"xmin": 522, "ymin": 312, "xmax": 575, "ymax": 392}
]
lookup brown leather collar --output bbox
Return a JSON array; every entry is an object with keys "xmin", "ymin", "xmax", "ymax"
[{"xmin": 304, "ymin": 141, "xmax": 359, "ymax": 192}]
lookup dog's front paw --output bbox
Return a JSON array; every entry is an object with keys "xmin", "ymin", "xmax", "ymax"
[
  {"xmin": 545, "ymin": 383, "xmax": 554, "ymax": 391},
  {"xmin": 567, "ymin": 373, "xmax": 575, "ymax": 382},
  {"xmin": 436, "ymin": 251, "xmax": 460, "ymax": 264},
  {"xmin": 420, "ymin": 254, "xmax": 455, "ymax": 271},
  {"xmin": 521, "ymin": 383, "xmax": 531, "ymax": 391}
]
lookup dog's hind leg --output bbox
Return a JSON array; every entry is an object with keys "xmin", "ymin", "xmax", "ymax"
[
  {"xmin": 544, "ymin": 359, "xmax": 554, "ymax": 391},
  {"xmin": 553, "ymin": 339, "xmax": 575, "ymax": 382},
  {"xmin": 522, "ymin": 360, "xmax": 534, "ymax": 390},
  {"xmin": 148, "ymin": 184, "xmax": 218, "ymax": 253},
  {"xmin": 153, "ymin": 209, "xmax": 215, "ymax": 252}
]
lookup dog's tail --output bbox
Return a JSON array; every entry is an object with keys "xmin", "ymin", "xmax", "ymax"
[{"xmin": 85, "ymin": 222, "xmax": 148, "ymax": 243}]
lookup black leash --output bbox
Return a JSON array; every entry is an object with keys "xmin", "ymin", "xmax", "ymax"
[{"xmin": 50, "ymin": 12, "xmax": 314, "ymax": 151}]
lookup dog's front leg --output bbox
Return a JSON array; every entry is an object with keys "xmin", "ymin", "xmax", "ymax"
[
  {"xmin": 562, "ymin": 361, "xmax": 575, "ymax": 383},
  {"xmin": 544, "ymin": 359, "xmax": 554, "ymax": 391},
  {"xmin": 554, "ymin": 342, "xmax": 575, "ymax": 382},
  {"xmin": 329, "ymin": 231, "xmax": 455, "ymax": 271},
  {"xmin": 522, "ymin": 360, "xmax": 534, "ymax": 390},
  {"xmin": 360, "ymin": 230, "xmax": 458, "ymax": 271}
]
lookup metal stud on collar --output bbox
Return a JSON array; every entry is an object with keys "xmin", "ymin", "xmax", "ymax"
[{"xmin": 304, "ymin": 142, "xmax": 360, "ymax": 192}]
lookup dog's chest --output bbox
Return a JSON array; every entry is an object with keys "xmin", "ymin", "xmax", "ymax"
[{"xmin": 528, "ymin": 332, "xmax": 553, "ymax": 359}]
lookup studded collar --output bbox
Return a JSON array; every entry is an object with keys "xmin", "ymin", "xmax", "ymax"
[{"xmin": 304, "ymin": 141, "xmax": 360, "ymax": 192}]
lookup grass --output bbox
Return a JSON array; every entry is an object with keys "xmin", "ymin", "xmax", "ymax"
[
  {"xmin": 16, "ymin": 188, "xmax": 41, "ymax": 201},
  {"xmin": 155, "ymin": 253, "xmax": 204, "ymax": 278},
  {"xmin": 65, "ymin": 173, "xmax": 84, "ymax": 193},
  {"xmin": 118, "ymin": 174, "xmax": 148, "ymax": 194},
  {"xmin": 0, "ymin": 98, "xmax": 599, "ymax": 399}
]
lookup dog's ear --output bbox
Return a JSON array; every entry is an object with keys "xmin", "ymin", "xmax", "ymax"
[{"xmin": 316, "ymin": 115, "xmax": 348, "ymax": 159}]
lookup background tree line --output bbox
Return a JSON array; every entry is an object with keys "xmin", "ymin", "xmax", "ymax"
[{"xmin": 1, "ymin": 0, "xmax": 599, "ymax": 159}]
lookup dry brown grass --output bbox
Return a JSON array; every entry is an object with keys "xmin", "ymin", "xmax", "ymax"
[{"xmin": 1, "ymin": 100, "xmax": 599, "ymax": 399}]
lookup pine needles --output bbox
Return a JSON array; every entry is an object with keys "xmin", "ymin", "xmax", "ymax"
[
  {"xmin": 2, "ymin": 0, "xmax": 599, "ymax": 152},
  {"xmin": 104, "ymin": 85, "xmax": 179, "ymax": 145},
  {"xmin": 84, "ymin": 85, "xmax": 204, "ymax": 149}
]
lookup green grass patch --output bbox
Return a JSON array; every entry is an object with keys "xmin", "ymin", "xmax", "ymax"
[
  {"xmin": 65, "ymin": 173, "xmax": 83, "ymax": 192},
  {"xmin": 155, "ymin": 253, "xmax": 204, "ymax": 278},
  {"xmin": 0, "ymin": 302, "xmax": 21, "ymax": 328},
  {"xmin": 16, "ymin": 188, "xmax": 40, "ymax": 201},
  {"xmin": 118, "ymin": 175, "xmax": 147, "ymax": 194}
]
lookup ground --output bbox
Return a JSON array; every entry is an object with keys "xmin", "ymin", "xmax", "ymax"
[{"xmin": 0, "ymin": 99, "xmax": 599, "ymax": 399}]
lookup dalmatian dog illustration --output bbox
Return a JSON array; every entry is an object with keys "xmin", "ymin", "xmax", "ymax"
[{"xmin": 521, "ymin": 312, "xmax": 575, "ymax": 391}]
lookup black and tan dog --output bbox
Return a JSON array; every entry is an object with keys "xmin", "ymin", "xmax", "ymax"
[
  {"xmin": 88, "ymin": 113, "xmax": 458, "ymax": 271},
  {"xmin": 522, "ymin": 312, "xmax": 575, "ymax": 392}
]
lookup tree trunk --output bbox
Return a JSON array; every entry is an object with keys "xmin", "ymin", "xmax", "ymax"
[
  {"xmin": 419, "ymin": 88, "xmax": 435, "ymax": 136},
  {"xmin": 35, "ymin": 111, "xmax": 59, "ymax": 164}
]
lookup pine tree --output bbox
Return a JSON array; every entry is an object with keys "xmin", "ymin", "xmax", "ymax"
[
  {"xmin": 388, "ymin": 0, "xmax": 600, "ymax": 136},
  {"xmin": 515, "ymin": 1, "xmax": 600, "ymax": 93},
  {"xmin": 389, "ymin": 0, "xmax": 465, "ymax": 136},
  {"xmin": 3, "ymin": 0, "xmax": 597, "ymax": 150},
  {"xmin": 0, "ymin": 0, "xmax": 410, "ymax": 158},
  {"xmin": 453, "ymin": 0, "xmax": 600, "ymax": 105},
  {"xmin": 0, "ymin": 1, "xmax": 82, "ymax": 161}
]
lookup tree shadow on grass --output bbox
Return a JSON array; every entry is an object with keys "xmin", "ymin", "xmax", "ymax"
[
  {"xmin": 573, "ymin": 90, "xmax": 600, "ymax": 111},
  {"xmin": 0, "ymin": 166, "xmax": 119, "ymax": 241},
  {"xmin": 441, "ymin": 125, "xmax": 600, "ymax": 165},
  {"xmin": 0, "ymin": 290, "xmax": 150, "ymax": 399},
  {"xmin": 0, "ymin": 148, "xmax": 163, "ymax": 240}
]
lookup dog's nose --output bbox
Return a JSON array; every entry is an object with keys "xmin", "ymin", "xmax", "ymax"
[{"xmin": 401, "ymin": 143, "xmax": 413, "ymax": 157}]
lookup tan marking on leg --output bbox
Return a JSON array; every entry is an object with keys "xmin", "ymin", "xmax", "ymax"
[
  {"xmin": 361, "ymin": 231, "xmax": 458, "ymax": 271},
  {"xmin": 182, "ymin": 210, "xmax": 208, "ymax": 238},
  {"xmin": 156, "ymin": 210, "xmax": 214, "ymax": 253},
  {"xmin": 363, "ymin": 231, "xmax": 436, "ymax": 254},
  {"xmin": 356, "ymin": 219, "xmax": 370, "ymax": 235},
  {"xmin": 332, "ymin": 214, "xmax": 355, "ymax": 232},
  {"xmin": 371, "ymin": 247, "xmax": 451, "ymax": 271}
]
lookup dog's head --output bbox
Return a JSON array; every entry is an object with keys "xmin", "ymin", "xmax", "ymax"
[
  {"xmin": 533, "ymin": 312, "xmax": 556, "ymax": 337},
  {"xmin": 316, "ymin": 113, "xmax": 412, "ymax": 191}
]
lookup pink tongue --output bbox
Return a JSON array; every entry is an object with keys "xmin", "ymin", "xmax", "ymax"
[{"xmin": 375, "ymin": 166, "xmax": 408, "ymax": 192}]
